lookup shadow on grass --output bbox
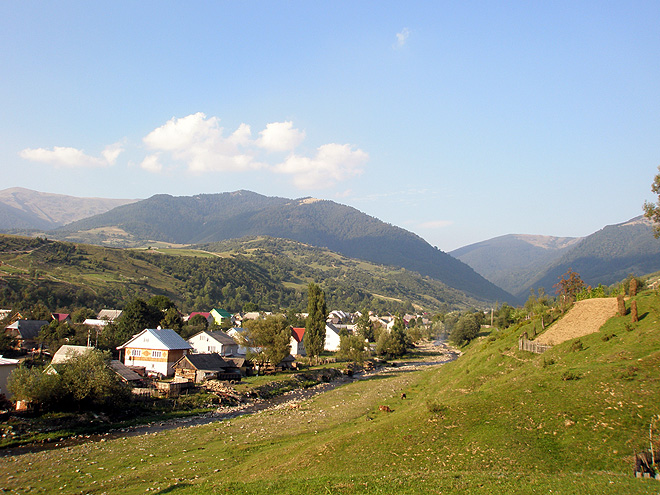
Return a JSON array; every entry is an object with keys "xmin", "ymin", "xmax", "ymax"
[{"xmin": 157, "ymin": 483, "xmax": 193, "ymax": 494}]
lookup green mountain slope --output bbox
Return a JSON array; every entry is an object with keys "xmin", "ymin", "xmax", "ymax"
[
  {"xmin": 4, "ymin": 292, "xmax": 659, "ymax": 493},
  {"xmin": 523, "ymin": 216, "xmax": 660, "ymax": 297},
  {"xmin": 55, "ymin": 191, "xmax": 514, "ymax": 303},
  {"xmin": 451, "ymin": 234, "xmax": 582, "ymax": 298},
  {"xmin": 0, "ymin": 234, "xmax": 477, "ymax": 313}
]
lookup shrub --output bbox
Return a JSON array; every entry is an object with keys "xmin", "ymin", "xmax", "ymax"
[
  {"xmin": 7, "ymin": 349, "xmax": 131, "ymax": 413},
  {"xmin": 450, "ymin": 314, "xmax": 480, "ymax": 345},
  {"xmin": 561, "ymin": 370, "xmax": 581, "ymax": 381},
  {"xmin": 601, "ymin": 333, "xmax": 616, "ymax": 342},
  {"xmin": 571, "ymin": 340, "xmax": 584, "ymax": 352},
  {"xmin": 426, "ymin": 401, "xmax": 447, "ymax": 415}
]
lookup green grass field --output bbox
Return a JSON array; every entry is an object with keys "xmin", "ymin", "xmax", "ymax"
[{"xmin": 2, "ymin": 292, "xmax": 660, "ymax": 493}]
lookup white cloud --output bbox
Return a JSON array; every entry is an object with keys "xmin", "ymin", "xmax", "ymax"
[
  {"xmin": 395, "ymin": 27, "xmax": 410, "ymax": 48},
  {"xmin": 257, "ymin": 121, "xmax": 305, "ymax": 152},
  {"xmin": 275, "ymin": 143, "xmax": 368, "ymax": 189},
  {"xmin": 140, "ymin": 154, "xmax": 163, "ymax": 173},
  {"xmin": 419, "ymin": 220, "xmax": 453, "ymax": 229},
  {"xmin": 139, "ymin": 113, "xmax": 369, "ymax": 187},
  {"xmin": 142, "ymin": 112, "xmax": 263, "ymax": 173},
  {"xmin": 20, "ymin": 143, "xmax": 123, "ymax": 168}
]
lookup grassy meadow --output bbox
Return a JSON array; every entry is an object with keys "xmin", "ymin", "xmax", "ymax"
[{"xmin": 2, "ymin": 292, "xmax": 660, "ymax": 493}]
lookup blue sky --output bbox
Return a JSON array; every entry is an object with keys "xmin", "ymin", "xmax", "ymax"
[{"xmin": 2, "ymin": 2, "xmax": 659, "ymax": 251}]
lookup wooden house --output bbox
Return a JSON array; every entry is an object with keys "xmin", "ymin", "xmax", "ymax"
[
  {"xmin": 173, "ymin": 353, "xmax": 242, "ymax": 383},
  {"xmin": 117, "ymin": 328, "xmax": 192, "ymax": 378}
]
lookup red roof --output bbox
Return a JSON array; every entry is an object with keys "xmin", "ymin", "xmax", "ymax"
[
  {"xmin": 189, "ymin": 312, "xmax": 211, "ymax": 319},
  {"xmin": 52, "ymin": 313, "xmax": 70, "ymax": 322},
  {"xmin": 291, "ymin": 327, "xmax": 305, "ymax": 343}
]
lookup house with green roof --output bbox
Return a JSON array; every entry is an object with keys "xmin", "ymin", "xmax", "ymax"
[{"xmin": 210, "ymin": 308, "xmax": 234, "ymax": 326}]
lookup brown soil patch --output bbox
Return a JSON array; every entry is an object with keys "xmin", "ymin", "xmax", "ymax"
[{"xmin": 535, "ymin": 298, "xmax": 618, "ymax": 346}]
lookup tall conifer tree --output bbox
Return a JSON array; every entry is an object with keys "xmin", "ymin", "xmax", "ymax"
[{"xmin": 305, "ymin": 283, "xmax": 327, "ymax": 361}]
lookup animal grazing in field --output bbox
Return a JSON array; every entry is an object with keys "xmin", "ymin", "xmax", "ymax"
[
  {"xmin": 401, "ymin": 393, "xmax": 406, "ymax": 400},
  {"xmin": 379, "ymin": 405, "xmax": 392, "ymax": 413}
]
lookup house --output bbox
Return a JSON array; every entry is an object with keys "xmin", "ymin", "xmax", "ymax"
[
  {"xmin": 0, "ymin": 310, "xmax": 12, "ymax": 321},
  {"xmin": 108, "ymin": 360, "xmax": 143, "ymax": 384},
  {"xmin": 97, "ymin": 309, "xmax": 122, "ymax": 322},
  {"xmin": 324, "ymin": 323, "xmax": 341, "ymax": 352},
  {"xmin": 50, "ymin": 345, "xmax": 92, "ymax": 365},
  {"xmin": 185, "ymin": 312, "xmax": 213, "ymax": 324},
  {"xmin": 226, "ymin": 327, "xmax": 249, "ymax": 355},
  {"xmin": 236, "ymin": 312, "xmax": 262, "ymax": 325},
  {"xmin": 188, "ymin": 330, "xmax": 239, "ymax": 356},
  {"xmin": 82, "ymin": 318, "xmax": 111, "ymax": 329},
  {"xmin": 117, "ymin": 328, "xmax": 193, "ymax": 378},
  {"xmin": 210, "ymin": 308, "xmax": 234, "ymax": 326},
  {"xmin": 4, "ymin": 320, "xmax": 49, "ymax": 350},
  {"xmin": 46, "ymin": 345, "xmax": 142, "ymax": 384},
  {"xmin": 173, "ymin": 353, "xmax": 242, "ymax": 383},
  {"xmin": 51, "ymin": 313, "xmax": 71, "ymax": 324},
  {"xmin": 0, "ymin": 356, "xmax": 20, "ymax": 399},
  {"xmin": 290, "ymin": 327, "xmax": 306, "ymax": 356},
  {"xmin": 222, "ymin": 356, "xmax": 249, "ymax": 376}
]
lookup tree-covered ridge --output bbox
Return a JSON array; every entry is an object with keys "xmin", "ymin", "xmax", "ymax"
[
  {"xmin": 194, "ymin": 236, "xmax": 480, "ymax": 312},
  {"xmin": 0, "ymin": 234, "xmax": 476, "ymax": 315},
  {"xmin": 522, "ymin": 216, "xmax": 660, "ymax": 297},
  {"xmin": 52, "ymin": 191, "xmax": 513, "ymax": 302}
]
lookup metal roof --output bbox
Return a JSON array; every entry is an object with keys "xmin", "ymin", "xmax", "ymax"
[{"xmin": 117, "ymin": 328, "xmax": 193, "ymax": 350}]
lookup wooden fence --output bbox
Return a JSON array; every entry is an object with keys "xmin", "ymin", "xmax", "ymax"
[{"xmin": 518, "ymin": 332, "xmax": 553, "ymax": 354}]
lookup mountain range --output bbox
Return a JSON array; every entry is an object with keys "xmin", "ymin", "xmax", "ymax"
[
  {"xmin": 2, "ymin": 187, "xmax": 658, "ymax": 307},
  {"xmin": 0, "ymin": 187, "xmax": 136, "ymax": 230},
  {"xmin": 451, "ymin": 216, "xmax": 660, "ymax": 300},
  {"xmin": 50, "ymin": 190, "xmax": 511, "ymax": 303}
]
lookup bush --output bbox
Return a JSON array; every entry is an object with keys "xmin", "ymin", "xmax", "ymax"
[
  {"xmin": 426, "ymin": 401, "xmax": 447, "ymax": 415},
  {"xmin": 450, "ymin": 314, "xmax": 480, "ymax": 345},
  {"xmin": 8, "ymin": 349, "xmax": 131, "ymax": 413},
  {"xmin": 571, "ymin": 340, "xmax": 584, "ymax": 352},
  {"xmin": 561, "ymin": 370, "xmax": 581, "ymax": 381}
]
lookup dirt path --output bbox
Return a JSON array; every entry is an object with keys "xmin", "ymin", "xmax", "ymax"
[{"xmin": 535, "ymin": 298, "xmax": 619, "ymax": 346}]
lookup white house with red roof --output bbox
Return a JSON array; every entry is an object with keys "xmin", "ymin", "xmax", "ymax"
[
  {"xmin": 290, "ymin": 327, "xmax": 306, "ymax": 356},
  {"xmin": 117, "ymin": 328, "xmax": 192, "ymax": 377}
]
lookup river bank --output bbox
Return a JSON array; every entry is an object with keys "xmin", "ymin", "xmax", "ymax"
[{"xmin": 1, "ymin": 340, "xmax": 459, "ymax": 456}]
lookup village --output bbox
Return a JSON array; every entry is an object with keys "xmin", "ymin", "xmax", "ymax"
[{"xmin": 0, "ymin": 304, "xmax": 437, "ymax": 412}]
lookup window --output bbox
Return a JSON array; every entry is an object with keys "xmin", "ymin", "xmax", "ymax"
[
  {"xmin": 152, "ymin": 351, "xmax": 162, "ymax": 358},
  {"xmin": 208, "ymin": 346, "xmax": 215, "ymax": 353},
  {"xmin": 130, "ymin": 349, "xmax": 141, "ymax": 357}
]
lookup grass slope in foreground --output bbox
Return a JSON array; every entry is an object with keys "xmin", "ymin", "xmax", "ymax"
[{"xmin": 2, "ymin": 293, "xmax": 660, "ymax": 494}]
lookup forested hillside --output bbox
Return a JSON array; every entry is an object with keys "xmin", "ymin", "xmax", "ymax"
[
  {"xmin": 521, "ymin": 216, "xmax": 660, "ymax": 296},
  {"xmin": 451, "ymin": 234, "xmax": 582, "ymax": 298},
  {"xmin": 452, "ymin": 216, "xmax": 660, "ymax": 299},
  {"xmin": 54, "ymin": 191, "xmax": 513, "ymax": 303},
  {"xmin": 0, "ymin": 234, "xmax": 475, "ymax": 314}
]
